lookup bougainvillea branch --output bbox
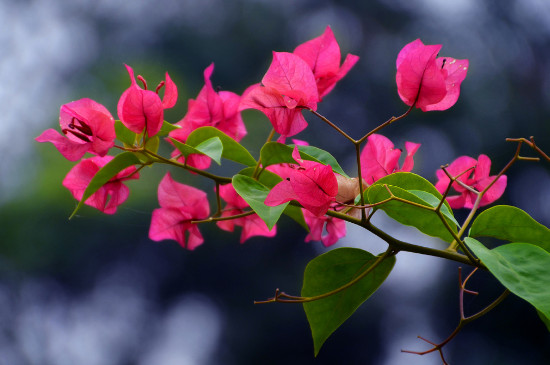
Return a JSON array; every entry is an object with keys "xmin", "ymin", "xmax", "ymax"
[{"xmin": 36, "ymin": 27, "xmax": 550, "ymax": 364}]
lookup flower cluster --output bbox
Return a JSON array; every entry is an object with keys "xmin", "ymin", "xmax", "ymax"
[{"xmin": 35, "ymin": 28, "xmax": 507, "ymax": 253}]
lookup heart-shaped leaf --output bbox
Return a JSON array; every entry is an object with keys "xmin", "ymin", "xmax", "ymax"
[
  {"xmin": 469, "ymin": 205, "xmax": 550, "ymax": 253},
  {"xmin": 465, "ymin": 237, "xmax": 550, "ymax": 330},
  {"xmin": 302, "ymin": 248, "xmax": 395, "ymax": 355},
  {"xmin": 231, "ymin": 174, "xmax": 287, "ymax": 229},
  {"xmin": 169, "ymin": 137, "xmax": 223, "ymax": 165},
  {"xmin": 367, "ymin": 184, "xmax": 457, "ymax": 242},
  {"xmin": 186, "ymin": 126, "xmax": 256, "ymax": 166}
]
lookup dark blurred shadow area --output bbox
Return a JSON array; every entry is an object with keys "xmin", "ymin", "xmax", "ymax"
[{"xmin": 1, "ymin": 0, "xmax": 549, "ymax": 364}]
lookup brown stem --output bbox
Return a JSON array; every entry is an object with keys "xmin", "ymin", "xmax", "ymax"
[
  {"xmin": 309, "ymin": 109, "xmax": 356, "ymax": 143},
  {"xmin": 191, "ymin": 210, "xmax": 255, "ymax": 224},
  {"xmin": 357, "ymin": 104, "xmax": 415, "ymax": 144},
  {"xmin": 402, "ymin": 267, "xmax": 509, "ymax": 363}
]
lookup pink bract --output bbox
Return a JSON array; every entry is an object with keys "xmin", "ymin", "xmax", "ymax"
[
  {"xmin": 265, "ymin": 147, "xmax": 337, "ymax": 217},
  {"xmin": 303, "ymin": 209, "xmax": 346, "ymax": 247},
  {"xmin": 149, "ymin": 172, "xmax": 210, "ymax": 250},
  {"xmin": 396, "ymin": 39, "xmax": 468, "ymax": 111},
  {"xmin": 62, "ymin": 155, "xmax": 139, "ymax": 214},
  {"xmin": 36, "ymin": 98, "xmax": 116, "ymax": 161},
  {"xmin": 239, "ymin": 52, "xmax": 319, "ymax": 139},
  {"xmin": 216, "ymin": 184, "xmax": 276, "ymax": 243},
  {"xmin": 117, "ymin": 64, "xmax": 178, "ymax": 137},
  {"xmin": 360, "ymin": 134, "xmax": 420, "ymax": 185},
  {"xmin": 169, "ymin": 63, "xmax": 246, "ymax": 170},
  {"xmin": 171, "ymin": 63, "xmax": 247, "ymax": 142},
  {"xmin": 435, "ymin": 154, "xmax": 507, "ymax": 209},
  {"xmin": 294, "ymin": 25, "xmax": 359, "ymax": 99}
]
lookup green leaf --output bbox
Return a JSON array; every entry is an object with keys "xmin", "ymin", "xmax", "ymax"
[
  {"xmin": 157, "ymin": 120, "xmax": 181, "ymax": 136},
  {"xmin": 464, "ymin": 238, "xmax": 550, "ymax": 327},
  {"xmin": 367, "ymin": 184, "xmax": 457, "ymax": 242},
  {"xmin": 408, "ymin": 190, "xmax": 460, "ymax": 228},
  {"xmin": 469, "ymin": 205, "xmax": 550, "ymax": 253},
  {"xmin": 169, "ymin": 137, "xmax": 223, "ymax": 164},
  {"xmin": 371, "ymin": 172, "xmax": 453, "ymax": 212},
  {"xmin": 186, "ymin": 126, "xmax": 256, "ymax": 166},
  {"xmin": 295, "ymin": 145, "xmax": 349, "ymax": 178},
  {"xmin": 114, "ymin": 120, "xmax": 137, "ymax": 146},
  {"xmin": 237, "ymin": 167, "xmax": 308, "ymax": 230},
  {"xmin": 194, "ymin": 137, "xmax": 223, "ymax": 165},
  {"xmin": 260, "ymin": 142, "xmax": 349, "ymax": 177},
  {"xmin": 231, "ymin": 174, "xmax": 287, "ymax": 229},
  {"xmin": 302, "ymin": 248, "xmax": 395, "ymax": 355},
  {"xmin": 237, "ymin": 167, "xmax": 281, "ymax": 188},
  {"xmin": 145, "ymin": 136, "xmax": 160, "ymax": 155},
  {"xmin": 69, "ymin": 152, "xmax": 142, "ymax": 219}
]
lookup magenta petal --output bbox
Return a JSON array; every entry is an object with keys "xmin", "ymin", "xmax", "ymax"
[
  {"xmin": 396, "ymin": 39, "xmax": 424, "ymax": 69},
  {"xmin": 290, "ymin": 173, "xmax": 334, "ymax": 216},
  {"xmin": 361, "ymin": 134, "xmax": 399, "ymax": 184},
  {"xmin": 294, "ymin": 26, "xmax": 359, "ymax": 99},
  {"xmin": 401, "ymin": 141, "xmax": 421, "ymax": 172},
  {"xmin": 473, "ymin": 154, "xmax": 491, "ymax": 181},
  {"xmin": 265, "ymin": 179, "xmax": 298, "ymax": 207},
  {"xmin": 446, "ymin": 193, "xmax": 468, "ymax": 209},
  {"xmin": 157, "ymin": 173, "xmax": 209, "ymax": 216},
  {"xmin": 142, "ymin": 91, "xmax": 164, "ymax": 137},
  {"xmin": 424, "ymin": 58, "xmax": 469, "ymax": 111},
  {"xmin": 304, "ymin": 210, "xmax": 325, "ymax": 242},
  {"xmin": 102, "ymin": 182, "xmax": 130, "ymax": 214},
  {"xmin": 62, "ymin": 158, "xmax": 101, "ymax": 196},
  {"xmin": 294, "ymin": 26, "xmax": 341, "ymax": 76},
  {"xmin": 36, "ymin": 129, "xmax": 89, "ymax": 161},
  {"xmin": 240, "ymin": 215, "xmax": 277, "ymax": 243},
  {"xmin": 323, "ymin": 217, "xmax": 346, "ymax": 247},
  {"xmin": 317, "ymin": 53, "xmax": 360, "ymax": 98},
  {"xmin": 149, "ymin": 207, "xmax": 191, "ymax": 246},
  {"xmin": 262, "ymin": 52, "xmax": 319, "ymax": 104},
  {"xmin": 477, "ymin": 175, "xmax": 507, "ymax": 207},
  {"xmin": 161, "ymin": 72, "xmax": 178, "ymax": 109},
  {"xmin": 186, "ymin": 225, "xmax": 205, "ymax": 250},
  {"xmin": 216, "ymin": 208, "xmax": 240, "ymax": 233},
  {"xmin": 60, "ymin": 98, "xmax": 115, "ymax": 147},
  {"xmin": 396, "ymin": 40, "xmax": 446, "ymax": 108},
  {"xmin": 219, "ymin": 183, "xmax": 248, "ymax": 209},
  {"xmin": 117, "ymin": 65, "xmax": 164, "ymax": 136}
]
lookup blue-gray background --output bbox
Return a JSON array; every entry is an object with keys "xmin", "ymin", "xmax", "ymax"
[{"xmin": 1, "ymin": 0, "xmax": 550, "ymax": 364}]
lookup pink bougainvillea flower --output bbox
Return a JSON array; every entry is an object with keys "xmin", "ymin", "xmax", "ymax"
[
  {"xmin": 360, "ymin": 134, "xmax": 420, "ymax": 185},
  {"xmin": 294, "ymin": 25, "xmax": 359, "ymax": 100},
  {"xmin": 435, "ymin": 154, "xmax": 507, "ymax": 209},
  {"xmin": 36, "ymin": 98, "xmax": 116, "ymax": 161},
  {"xmin": 303, "ymin": 209, "xmax": 346, "ymax": 247},
  {"xmin": 396, "ymin": 39, "xmax": 468, "ymax": 111},
  {"xmin": 62, "ymin": 155, "xmax": 139, "ymax": 214},
  {"xmin": 149, "ymin": 172, "xmax": 210, "ymax": 250},
  {"xmin": 117, "ymin": 64, "xmax": 177, "ymax": 137},
  {"xmin": 216, "ymin": 183, "xmax": 276, "ymax": 243},
  {"xmin": 171, "ymin": 63, "xmax": 246, "ymax": 142},
  {"xmin": 169, "ymin": 63, "xmax": 246, "ymax": 170},
  {"xmin": 265, "ymin": 147, "xmax": 337, "ymax": 216},
  {"xmin": 239, "ymin": 52, "xmax": 319, "ymax": 139}
]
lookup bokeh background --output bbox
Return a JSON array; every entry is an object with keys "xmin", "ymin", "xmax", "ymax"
[{"xmin": 2, "ymin": 0, "xmax": 550, "ymax": 364}]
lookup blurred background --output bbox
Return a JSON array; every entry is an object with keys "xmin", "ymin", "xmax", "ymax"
[{"xmin": 2, "ymin": 0, "xmax": 550, "ymax": 364}]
